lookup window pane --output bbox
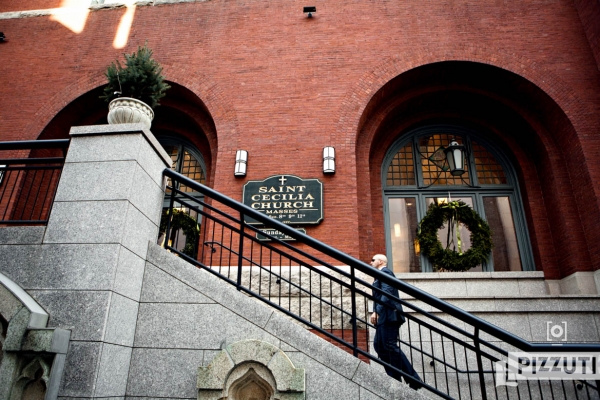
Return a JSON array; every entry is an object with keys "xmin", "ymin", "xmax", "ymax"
[
  {"xmin": 179, "ymin": 150, "xmax": 206, "ymax": 193},
  {"xmin": 163, "ymin": 145, "xmax": 179, "ymax": 195},
  {"xmin": 425, "ymin": 197, "xmax": 482, "ymax": 272},
  {"xmin": 419, "ymin": 134, "xmax": 470, "ymax": 186},
  {"xmin": 388, "ymin": 198, "xmax": 420, "ymax": 273},
  {"xmin": 472, "ymin": 141, "xmax": 507, "ymax": 185},
  {"xmin": 386, "ymin": 143, "xmax": 415, "ymax": 186},
  {"xmin": 483, "ymin": 197, "xmax": 522, "ymax": 271}
]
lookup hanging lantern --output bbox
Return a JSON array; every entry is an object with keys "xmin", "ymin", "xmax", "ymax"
[{"xmin": 444, "ymin": 139, "xmax": 467, "ymax": 176}]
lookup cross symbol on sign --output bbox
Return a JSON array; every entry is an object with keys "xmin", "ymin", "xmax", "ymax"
[{"xmin": 279, "ymin": 176, "xmax": 287, "ymax": 185}]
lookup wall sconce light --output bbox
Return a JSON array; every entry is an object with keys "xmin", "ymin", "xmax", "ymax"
[
  {"xmin": 234, "ymin": 150, "xmax": 248, "ymax": 177},
  {"xmin": 0, "ymin": 33, "xmax": 6, "ymax": 42},
  {"xmin": 303, "ymin": 6, "xmax": 316, "ymax": 18},
  {"xmin": 444, "ymin": 139, "xmax": 466, "ymax": 176},
  {"xmin": 323, "ymin": 146, "xmax": 335, "ymax": 174}
]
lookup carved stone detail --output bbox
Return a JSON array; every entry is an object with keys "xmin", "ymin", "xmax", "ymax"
[{"xmin": 198, "ymin": 339, "xmax": 305, "ymax": 400}]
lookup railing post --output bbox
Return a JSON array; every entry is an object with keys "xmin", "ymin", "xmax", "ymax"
[
  {"xmin": 237, "ymin": 213, "xmax": 245, "ymax": 290},
  {"xmin": 163, "ymin": 179, "xmax": 176, "ymax": 250},
  {"xmin": 474, "ymin": 327, "xmax": 488, "ymax": 400},
  {"xmin": 350, "ymin": 264, "xmax": 358, "ymax": 357}
]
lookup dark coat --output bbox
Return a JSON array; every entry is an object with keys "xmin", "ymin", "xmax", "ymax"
[{"xmin": 373, "ymin": 266, "xmax": 406, "ymax": 326}]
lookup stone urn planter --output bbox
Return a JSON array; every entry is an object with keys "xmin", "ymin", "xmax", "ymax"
[{"xmin": 107, "ymin": 97, "xmax": 154, "ymax": 129}]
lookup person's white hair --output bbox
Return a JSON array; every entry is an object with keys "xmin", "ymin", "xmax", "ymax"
[{"xmin": 373, "ymin": 254, "xmax": 387, "ymax": 265}]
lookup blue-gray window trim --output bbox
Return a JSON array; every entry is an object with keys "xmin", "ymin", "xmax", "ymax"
[{"xmin": 381, "ymin": 124, "xmax": 535, "ymax": 272}]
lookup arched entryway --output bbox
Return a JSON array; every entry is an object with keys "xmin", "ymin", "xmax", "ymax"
[
  {"xmin": 382, "ymin": 124, "xmax": 533, "ymax": 272},
  {"xmin": 356, "ymin": 61, "xmax": 594, "ymax": 278}
]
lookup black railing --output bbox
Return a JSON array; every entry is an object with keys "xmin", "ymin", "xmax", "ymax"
[
  {"xmin": 162, "ymin": 169, "xmax": 600, "ymax": 400},
  {"xmin": 0, "ymin": 140, "xmax": 69, "ymax": 225}
]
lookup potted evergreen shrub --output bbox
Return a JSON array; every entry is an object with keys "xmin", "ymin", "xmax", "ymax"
[{"xmin": 101, "ymin": 44, "xmax": 170, "ymax": 129}]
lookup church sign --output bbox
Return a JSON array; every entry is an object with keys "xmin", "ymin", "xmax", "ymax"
[
  {"xmin": 243, "ymin": 175, "xmax": 323, "ymax": 225},
  {"xmin": 256, "ymin": 228, "xmax": 307, "ymax": 241}
]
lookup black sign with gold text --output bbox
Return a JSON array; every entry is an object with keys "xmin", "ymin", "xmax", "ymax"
[{"xmin": 242, "ymin": 175, "xmax": 323, "ymax": 225}]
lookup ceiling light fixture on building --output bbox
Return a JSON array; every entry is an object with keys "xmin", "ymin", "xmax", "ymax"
[
  {"xmin": 444, "ymin": 138, "xmax": 467, "ymax": 176},
  {"xmin": 234, "ymin": 150, "xmax": 248, "ymax": 177},
  {"xmin": 303, "ymin": 6, "xmax": 316, "ymax": 18},
  {"xmin": 323, "ymin": 146, "xmax": 335, "ymax": 174}
]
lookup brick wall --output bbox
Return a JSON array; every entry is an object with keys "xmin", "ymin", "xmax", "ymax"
[{"xmin": 1, "ymin": 0, "xmax": 599, "ymax": 278}]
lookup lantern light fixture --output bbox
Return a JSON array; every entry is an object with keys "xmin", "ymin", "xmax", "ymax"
[
  {"xmin": 444, "ymin": 139, "xmax": 467, "ymax": 176},
  {"xmin": 323, "ymin": 146, "xmax": 335, "ymax": 174},
  {"xmin": 234, "ymin": 150, "xmax": 248, "ymax": 177}
]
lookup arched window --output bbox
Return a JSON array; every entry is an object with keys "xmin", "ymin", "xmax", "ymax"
[
  {"xmin": 382, "ymin": 125, "xmax": 534, "ymax": 273},
  {"xmin": 158, "ymin": 136, "xmax": 207, "ymax": 207},
  {"xmin": 156, "ymin": 136, "xmax": 207, "ymax": 256}
]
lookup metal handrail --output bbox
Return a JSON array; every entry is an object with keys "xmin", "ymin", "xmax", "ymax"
[
  {"xmin": 162, "ymin": 169, "xmax": 600, "ymax": 399},
  {"xmin": 0, "ymin": 139, "xmax": 69, "ymax": 225},
  {"xmin": 0, "ymin": 139, "xmax": 70, "ymax": 150}
]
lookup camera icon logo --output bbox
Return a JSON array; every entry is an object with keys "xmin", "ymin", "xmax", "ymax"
[{"xmin": 546, "ymin": 321, "xmax": 567, "ymax": 341}]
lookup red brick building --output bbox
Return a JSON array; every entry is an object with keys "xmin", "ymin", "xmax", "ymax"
[{"xmin": 1, "ymin": 0, "xmax": 599, "ymax": 290}]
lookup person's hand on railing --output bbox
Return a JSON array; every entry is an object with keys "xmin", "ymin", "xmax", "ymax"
[{"xmin": 370, "ymin": 312, "xmax": 378, "ymax": 325}]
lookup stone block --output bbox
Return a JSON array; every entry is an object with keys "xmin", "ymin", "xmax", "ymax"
[
  {"xmin": 265, "ymin": 311, "xmax": 359, "ymax": 380},
  {"xmin": 141, "ymin": 263, "xmax": 213, "ymax": 304},
  {"xmin": 559, "ymin": 272, "xmax": 598, "ymax": 295},
  {"xmin": 517, "ymin": 279, "xmax": 548, "ymax": 296},
  {"xmin": 0, "ymin": 226, "xmax": 45, "ymax": 244},
  {"xmin": 54, "ymin": 160, "xmax": 163, "ymax": 223},
  {"xmin": 145, "ymin": 243, "xmax": 273, "ymax": 328},
  {"xmin": 127, "ymin": 348, "xmax": 204, "ymax": 398},
  {"xmin": 359, "ymin": 387, "xmax": 386, "ymax": 400},
  {"xmin": 54, "ymin": 160, "xmax": 137, "ymax": 203},
  {"xmin": 466, "ymin": 279, "xmax": 520, "ymax": 297},
  {"xmin": 529, "ymin": 313, "xmax": 599, "ymax": 342},
  {"xmin": 105, "ymin": 293, "xmax": 139, "ymax": 346},
  {"xmin": 122, "ymin": 203, "xmax": 158, "ymax": 259},
  {"xmin": 95, "ymin": 343, "xmax": 133, "ymax": 397},
  {"xmin": 134, "ymin": 128, "xmax": 173, "ymax": 185},
  {"xmin": 29, "ymin": 290, "xmax": 110, "ymax": 341},
  {"xmin": 66, "ymin": 129, "xmax": 143, "ymax": 164},
  {"xmin": 22, "ymin": 244, "xmax": 120, "ymax": 291},
  {"xmin": 134, "ymin": 303, "xmax": 280, "ymax": 350},
  {"xmin": 411, "ymin": 279, "xmax": 468, "ymax": 297},
  {"xmin": 58, "ymin": 341, "xmax": 102, "ymax": 397},
  {"xmin": 473, "ymin": 313, "xmax": 533, "ymax": 342},
  {"xmin": 129, "ymin": 163, "xmax": 164, "ymax": 223},
  {"xmin": 545, "ymin": 280, "xmax": 561, "ymax": 295},
  {"xmin": 114, "ymin": 247, "xmax": 146, "ymax": 301},
  {"xmin": 44, "ymin": 200, "xmax": 129, "ymax": 244},
  {"xmin": 0, "ymin": 245, "xmax": 42, "ymax": 287},
  {"xmin": 284, "ymin": 351, "xmax": 360, "ymax": 400}
]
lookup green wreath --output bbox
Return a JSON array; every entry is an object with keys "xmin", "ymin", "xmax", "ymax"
[
  {"xmin": 416, "ymin": 200, "xmax": 492, "ymax": 272},
  {"xmin": 159, "ymin": 208, "xmax": 200, "ymax": 257}
]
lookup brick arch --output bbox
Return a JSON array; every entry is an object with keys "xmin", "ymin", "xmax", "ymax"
[
  {"xmin": 161, "ymin": 62, "xmax": 240, "ymax": 150},
  {"xmin": 334, "ymin": 48, "xmax": 589, "ymax": 144},
  {"xmin": 24, "ymin": 73, "xmax": 107, "ymax": 141},
  {"xmin": 342, "ymin": 49, "xmax": 598, "ymax": 277},
  {"xmin": 25, "ymin": 65, "xmax": 240, "ymax": 152}
]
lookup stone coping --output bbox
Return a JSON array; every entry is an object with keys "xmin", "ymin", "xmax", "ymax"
[
  {"xmin": 396, "ymin": 271, "xmax": 545, "ymax": 280},
  {"xmin": 0, "ymin": 226, "xmax": 45, "ymax": 245},
  {"xmin": 69, "ymin": 124, "xmax": 172, "ymax": 167}
]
